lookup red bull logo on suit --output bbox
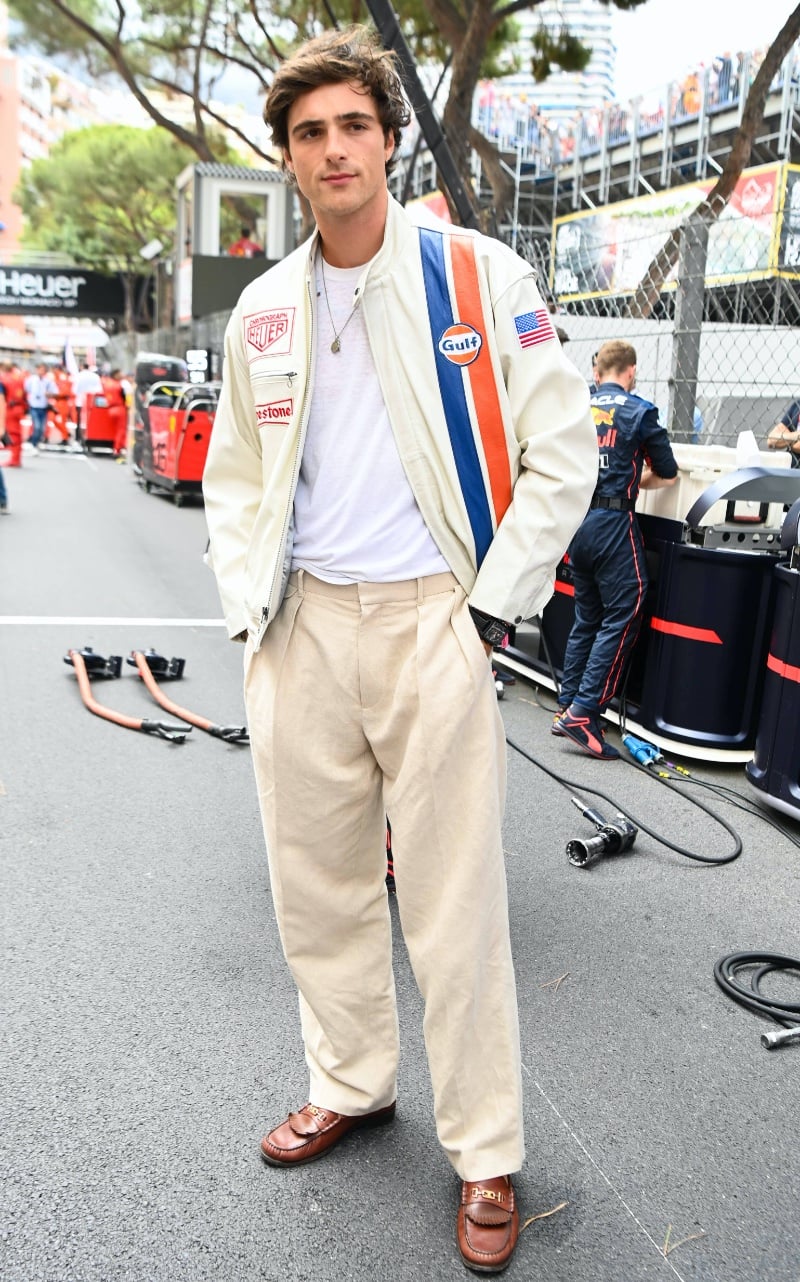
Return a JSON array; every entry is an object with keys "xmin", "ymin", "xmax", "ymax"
[{"xmin": 591, "ymin": 405, "xmax": 616, "ymax": 428}]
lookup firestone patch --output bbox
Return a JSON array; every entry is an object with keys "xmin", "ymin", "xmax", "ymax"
[{"xmin": 255, "ymin": 399, "xmax": 293, "ymax": 426}]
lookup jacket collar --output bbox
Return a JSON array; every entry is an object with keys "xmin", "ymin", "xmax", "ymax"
[{"xmin": 303, "ymin": 194, "xmax": 416, "ymax": 293}]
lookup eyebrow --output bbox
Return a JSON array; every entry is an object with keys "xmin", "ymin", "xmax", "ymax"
[{"xmin": 289, "ymin": 110, "xmax": 378, "ymax": 137}]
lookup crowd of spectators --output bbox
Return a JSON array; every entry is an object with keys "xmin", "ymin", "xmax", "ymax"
[{"xmin": 472, "ymin": 44, "xmax": 798, "ymax": 175}]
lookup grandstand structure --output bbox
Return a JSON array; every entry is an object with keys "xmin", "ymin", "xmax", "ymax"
[
  {"xmin": 389, "ymin": 42, "xmax": 800, "ymax": 445},
  {"xmin": 393, "ymin": 49, "xmax": 800, "ymax": 232}
]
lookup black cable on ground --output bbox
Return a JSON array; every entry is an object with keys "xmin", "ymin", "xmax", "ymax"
[
  {"xmin": 505, "ymin": 733, "xmax": 743, "ymax": 865},
  {"xmin": 714, "ymin": 952, "xmax": 800, "ymax": 1048},
  {"xmin": 654, "ymin": 765, "xmax": 800, "ymax": 851},
  {"xmin": 499, "ymin": 638, "xmax": 795, "ymax": 863}
]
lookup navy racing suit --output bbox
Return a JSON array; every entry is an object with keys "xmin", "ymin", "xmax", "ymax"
[{"xmin": 559, "ymin": 381, "xmax": 678, "ymax": 714}]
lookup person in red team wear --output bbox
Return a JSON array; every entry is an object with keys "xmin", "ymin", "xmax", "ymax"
[
  {"xmin": 49, "ymin": 364, "xmax": 75, "ymax": 445},
  {"xmin": 227, "ymin": 225, "xmax": 264, "ymax": 257},
  {"xmin": 102, "ymin": 368, "xmax": 129, "ymax": 457},
  {"xmin": 0, "ymin": 362, "xmax": 27, "ymax": 466}
]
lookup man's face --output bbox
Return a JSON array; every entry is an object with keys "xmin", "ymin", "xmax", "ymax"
[{"xmin": 283, "ymin": 80, "xmax": 394, "ymax": 226}]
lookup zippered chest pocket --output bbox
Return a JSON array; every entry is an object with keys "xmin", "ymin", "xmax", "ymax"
[{"xmin": 249, "ymin": 370, "xmax": 301, "ymax": 484}]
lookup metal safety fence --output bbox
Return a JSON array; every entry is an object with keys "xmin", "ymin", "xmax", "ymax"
[{"xmin": 511, "ymin": 181, "xmax": 800, "ymax": 452}]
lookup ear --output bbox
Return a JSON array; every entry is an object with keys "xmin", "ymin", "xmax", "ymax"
[{"xmin": 283, "ymin": 148, "xmax": 294, "ymax": 175}]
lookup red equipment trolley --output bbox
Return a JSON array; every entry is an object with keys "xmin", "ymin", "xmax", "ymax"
[
  {"xmin": 131, "ymin": 353, "xmax": 188, "ymax": 474},
  {"xmin": 82, "ymin": 392, "xmax": 116, "ymax": 454},
  {"xmin": 138, "ymin": 380, "xmax": 220, "ymax": 505}
]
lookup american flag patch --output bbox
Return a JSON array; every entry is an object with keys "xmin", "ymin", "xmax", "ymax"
[{"xmin": 514, "ymin": 309, "xmax": 555, "ymax": 349}]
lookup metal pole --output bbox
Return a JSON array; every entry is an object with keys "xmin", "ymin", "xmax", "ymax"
[
  {"xmin": 511, "ymin": 145, "xmax": 522, "ymax": 252},
  {"xmin": 363, "ymin": 0, "xmax": 480, "ymax": 229},
  {"xmin": 668, "ymin": 214, "xmax": 709, "ymax": 442}
]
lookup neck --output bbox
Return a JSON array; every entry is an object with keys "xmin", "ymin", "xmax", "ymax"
[{"xmin": 316, "ymin": 193, "xmax": 389, "ymax": 268}]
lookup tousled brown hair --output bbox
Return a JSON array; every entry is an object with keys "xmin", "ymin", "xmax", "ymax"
[{"xmin": 264, "ymin": 26, "xmax": 410, "ymax": 179}]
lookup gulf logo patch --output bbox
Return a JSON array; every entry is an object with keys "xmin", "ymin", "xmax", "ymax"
[
  {"xmin": 437, "ymin": 323, "xmax": 482, "ymax": 366},
  {"xmin": 255, "ymin": 398, "xmax": 293, "ymax": 426},
  {"xmin": 244, "ymin": 308, "xmax": 295, "ymax": 359}
]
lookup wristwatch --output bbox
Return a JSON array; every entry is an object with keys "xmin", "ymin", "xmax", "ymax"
[{"xmin": 468, "ymin": 606, "xmax": 510, "ymax": 647}]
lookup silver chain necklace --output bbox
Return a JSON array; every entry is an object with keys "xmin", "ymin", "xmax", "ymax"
[{"xmin": 319, "ymin": 255, "xmax": 359, "ymax": 354}]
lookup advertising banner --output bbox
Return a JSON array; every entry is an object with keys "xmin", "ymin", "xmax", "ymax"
[
  {"xmin": 0, "ymin": 266, "xmax": 127, "ymax": 316},
  {"xmin": 552, "ymin": 163, "xmax": 792, "ymax": 301},
  {"xmin": 776, "ymin": 164, "xmax": 800, "ymax": 277}
]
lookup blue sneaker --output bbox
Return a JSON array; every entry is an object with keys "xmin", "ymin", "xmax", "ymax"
[{"xmin": 556, "ymin": 703, "xmax": 620, "ymax": 760}]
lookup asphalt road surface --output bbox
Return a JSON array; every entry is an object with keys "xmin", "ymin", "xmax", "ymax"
[{"xmin": 2, "ymin": 446, "xmax": 798, "ymax": 1282}]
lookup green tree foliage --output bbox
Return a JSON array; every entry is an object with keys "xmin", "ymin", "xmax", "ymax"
[
  {"xmin": 9, "ymin": 0, "xmax": 649, "ymax": 233},
  {"xmin": 16, "ymin": 125, "xmax": 190, "ymax": 269},
  {"xmin": 8, "ymin": 0, "xmax": 284, "ymax": 163},
  {"xmin": 530, "ymin": 26, "xmax": 592, "ymax": 82},
  {"xmin": 415, "ymin": 0, "xmax": 649, "ymax": 227},
  {"xmin": 15, "ymin": 124, "xmax": 206, "ymax": 327}
]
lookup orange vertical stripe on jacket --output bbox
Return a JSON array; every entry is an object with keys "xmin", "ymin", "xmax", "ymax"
[{"xmin": 449, "ymin": 236, "xmax": 513, "ymax": 526}]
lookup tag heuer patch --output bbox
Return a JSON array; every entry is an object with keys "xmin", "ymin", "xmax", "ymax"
[{"xmin": 244, "ymin": 308, "xmax": 295, "ymax": 359}]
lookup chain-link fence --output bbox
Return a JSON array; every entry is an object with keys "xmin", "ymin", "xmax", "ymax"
[{"xmin": 512, "ymin": 174, "xmax": 800, "ymax": 452}]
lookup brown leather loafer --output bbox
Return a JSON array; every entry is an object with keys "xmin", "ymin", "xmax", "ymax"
[
  {"xmin": 457, "ymin": 1175, "xmax": 519, "ymax": 1274},
  {"xmin": 260, "ymin": 1101, "xmax": 396, "ymax": 1168}
]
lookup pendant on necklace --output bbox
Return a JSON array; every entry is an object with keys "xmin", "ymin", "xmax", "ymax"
[{"xmin": 330, "ymin": 337, "xmax": 341, "ymax": 354}]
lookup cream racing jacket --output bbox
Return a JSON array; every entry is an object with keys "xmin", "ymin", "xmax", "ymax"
[{"xmin": 203, "ymin": 196, "xmax": 597, "ymax": 647}]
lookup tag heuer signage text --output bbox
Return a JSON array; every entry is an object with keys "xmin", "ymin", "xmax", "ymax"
[{"xmin": 0, "ymin": 267, "xmax": 127, "ymax": 316}]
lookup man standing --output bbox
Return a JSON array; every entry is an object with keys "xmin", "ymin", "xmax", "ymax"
[
  {"xmin": 102, "ymin": 368, "xmax": 128, "ymax": 457},
  {"xmin": 203, "ymin": 26, "xmax": 596, "ymax": 1274},
  {"xmin": 227, "ymin": 226, "xmax": 264, "ymax": 257},
  {"xmin": 0, "ymin": 371, "xmax": 9, "ymax": 512},
  {"xmin": 72, "ymin": 363, "xmax": 102, "ymax": 443},
  {"xmin": 51, "ymin": 363, "xmax": 76, "ymax": 445},
  {"xmin": 24, "ymin": 362, "xmax": 58, "ymax": 450},
  {"xmin": 554, "ymin": 340, "xmax": 677, "ymax": 758},
  {"xmin": 1, "ymin": 361, "xmax": 28, "ymax": 466},
  {"xmin": 767, "ymin": 398, "xmax": 800, "ymax": 467}
]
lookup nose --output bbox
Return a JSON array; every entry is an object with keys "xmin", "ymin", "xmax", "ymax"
[{"xmin": 324, "ymin": 127, "xmax": 348, "ymax": 160}]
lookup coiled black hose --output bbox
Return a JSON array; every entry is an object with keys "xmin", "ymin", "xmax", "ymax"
[{"xmin": 713, "ymin": 952, "xmax": 800, "ymax": 1048}]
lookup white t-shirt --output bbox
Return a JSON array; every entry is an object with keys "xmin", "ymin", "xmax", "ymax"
[
  {"xmin": 291, "ymin": 256, "xmax": 449, "ymax": 584},
  {"xmin": 73, "ymin": 369, "xmax": 102, "ymax": 406}
]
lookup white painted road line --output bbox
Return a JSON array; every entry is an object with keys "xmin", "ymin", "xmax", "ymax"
[{"xmin": 0, "ymin": 617, "xmax": 226, "ymax": 626}]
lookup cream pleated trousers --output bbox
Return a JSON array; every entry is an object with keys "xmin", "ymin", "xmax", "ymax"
[{"xmin": 244, "ymin": 569, "xmax": 524, "ymax": 1180}]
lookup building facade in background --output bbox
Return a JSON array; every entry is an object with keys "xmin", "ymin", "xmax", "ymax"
[
  {"xmin": 501, "ymin": 0, "xmax": 616, "ymax": 125},
  {"xmin": 0, "ymin": 0, "xmax": 266, "ymax": 354}
]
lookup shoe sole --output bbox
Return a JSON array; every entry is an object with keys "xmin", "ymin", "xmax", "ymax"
[
  {"xmin": 459, "ymin": 1245, "xmax": 517, "ymax": 1274},
  {"xmin": 460, "ymin": 1259, "xmax": 514, "ymax": 1275},
  {"xmin": 260, "ymin": 1103, "xmax": 396, "ymax": 1168}
]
